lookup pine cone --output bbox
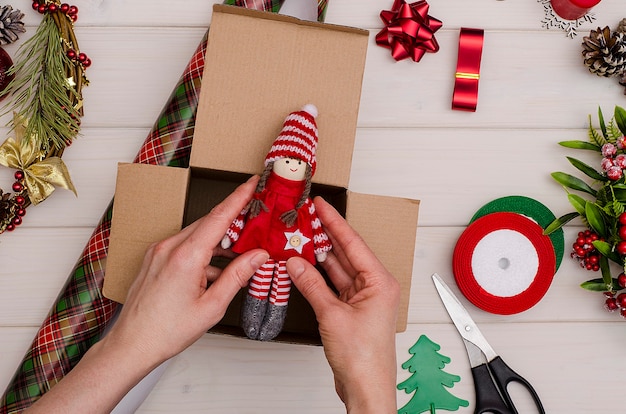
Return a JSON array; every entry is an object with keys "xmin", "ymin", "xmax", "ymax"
[
  {"xmin": 620, "ymin": 71, "xmax": 626, "ymax": 95},
  {"xmin": 582, "ymin": 26, "xmax": 626, "ymax": 77},
  {"xmin": 0, "ymin": 5, "xmax": 25, "ymax": 46},
  {"xmin": 618, "ymin": 18, "xmax": 626, "ymax": 34}
]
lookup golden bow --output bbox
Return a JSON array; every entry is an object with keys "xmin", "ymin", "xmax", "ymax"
[{"xmin": 0, "ymin": 114, "xmax": 77, "ymax": 205}]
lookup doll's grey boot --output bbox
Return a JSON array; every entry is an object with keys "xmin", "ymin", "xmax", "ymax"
[
  {"xmin": 241, "ymin": 295, "xmax": 268, "ymax": 340},
  {"xmin": 258, "ymin": 303, "xmax": 288, "ymax": 341}
]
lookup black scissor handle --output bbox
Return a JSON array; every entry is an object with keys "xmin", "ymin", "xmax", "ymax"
[
  {"xmin": 488, "ymin": 356, "xmax": 546, "ymax": 414},
  {"xmin": 471, "ymin": 362, "xmax": 513, "ymax": 414}
]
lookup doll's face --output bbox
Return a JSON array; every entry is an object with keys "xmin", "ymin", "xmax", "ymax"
[{"xmin": 272, "ymin": 157, "xmax": 307, "ymax": 181}]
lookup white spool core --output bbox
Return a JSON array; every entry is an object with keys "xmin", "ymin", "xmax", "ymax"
[{"xmin": 471, "ymin": 229, "xmax": 539, "ymax": 297}]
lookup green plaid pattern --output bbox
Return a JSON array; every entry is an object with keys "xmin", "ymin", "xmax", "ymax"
[{"xmin": 0, "ymin": 1, "xmax": 328, "ymax": 411}]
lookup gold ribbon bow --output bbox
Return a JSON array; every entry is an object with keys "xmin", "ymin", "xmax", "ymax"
[{"xmin": 0, "ymin": 114, "xmax": 77, "ymax": 205}]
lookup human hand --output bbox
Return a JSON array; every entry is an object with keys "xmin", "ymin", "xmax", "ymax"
[
  {"xmin": 104, "ymin": 176, "xmax": 269, "ymax": 367},
  {"xmin": 287, "ymin": 197, "xmax": 400, "ymax": 414}
]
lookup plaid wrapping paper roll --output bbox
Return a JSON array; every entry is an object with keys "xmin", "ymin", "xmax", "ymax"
[{"xmin": 1, "ymin": 1, "xmax": 330, "ymax": 411}]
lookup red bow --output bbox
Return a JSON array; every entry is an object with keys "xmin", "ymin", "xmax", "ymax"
[{"xmin": 375, "ymin": 0, "xmax": 442, "ymax": 62}]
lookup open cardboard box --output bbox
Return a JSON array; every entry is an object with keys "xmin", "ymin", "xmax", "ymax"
[{"xmin": 103, "ymin": 5, "xmax": 420, "ymax": 345}]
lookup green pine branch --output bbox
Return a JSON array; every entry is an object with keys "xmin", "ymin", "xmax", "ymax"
[{"xmin": 2, "ymin": 12, "xmax": 81, "ymax": 151}]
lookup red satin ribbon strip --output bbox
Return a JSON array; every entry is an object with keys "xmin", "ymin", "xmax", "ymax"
[{"xmin": 452, "ymin": 27, "xmax": 484, "ymax": 112}]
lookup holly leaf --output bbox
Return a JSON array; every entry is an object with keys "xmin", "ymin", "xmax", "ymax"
[
  {"xmin": 544, "ymin": 212, "xmax": 579, "ymax": 235},
  {"xmin": 566, "ymin": 156, "xmax": 605, "ymax": 180},
  {"xmin": 580, "ymin": 277, "xmax": 623, "ymax": 292},
  {"xmin": 585, "ymin": 202, "xmax": 606, "ymax": 237},
  {"xmin": 558, "ymin": 140, "xmax": 601, "ymax": 151},
  {"xmin": 598, "ymin": 106, "xmax": 608, "ymax": 139},
  {"xmin": 592, "ymin": 240, "xmax": 622, "ymax": 264},
  {"xmin": 567, "ymin": 194, "xmax": 587, "ymax": 215},
  {"xmin": 613, "ymin": 188, "xmax": 626, "ymax": 202},
  {"xmin": 600, "ymin": 255, "xmax": 614, "ymax": 289},
  {"xmin": 615, "ymin": 106, "xmax": 626, "ymax": 135},
  {"xmin": 551, "ymin": 172, "xmax": 597, "ymax": 196}
]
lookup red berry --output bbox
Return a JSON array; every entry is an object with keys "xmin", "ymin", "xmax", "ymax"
[
  {"xmin": 6, "ymin": 224, "xmax": 15, "ymax": 231},
  {"xmin": 37, "ymin": 5, "xmax": 46, "ymax": 14},
  {"xmin": 617, "ymin": 293, "xmax": 626, "ymax": 308},
  {"xmin": 77, "ymin": 53, "xmax": 87, "ymax": 62},
  {"xmin": 60, "ymin": 3, "xmax": 70, "ymax": 13},
  {"xmin": 12, "ymin": 182, "xmax": 23, "ymax": 192},
  {"xmin": 621, "ymin": 308, "xmax": 626, "ymax": 318},
  {"xmin": 82, "ymin": 58, "xmax": 91, "ymax": 67},
  {"xmin": 15, "ymin": 195, "xmax": 25, "ymax": 205},
  {"xmin": 67, "ymin": 50, "xmax": 76, "ymax": 60},
  {"xmin": 618, "ymin": 273, "xmax": 626, "ymax": 288},
  {"xmin": 68, "ymin": 5, "xmax": 78, "ymax": 15},
  {"xmin": 12, "ymin": 216, "xmax": 21, "ymax": 226},
  {"xmin": 617, "ymin": 241, "xmax": 626, "ymax": 255},
  {"xmin": 16, "ymin": 208, "xmax": 26, "ymax": 217},
  {"xmin": 619, "ymin": 226, "xmax": 626, "ymax": 240},
  {"xmin": 48, "ymin": 3, "xmax": 57, "ymax": 12},
  {"xmin": 605, "ymin": 297, "xmax": 619, "ymax": 311},
  {"xmin": 14, "ymin": 170, "xmax": 24, "ymax": 180},
  {"xmin": 620, "ymin": 212, "xmax": 626, "ymax": 225},
  {"xmin": 32, "ymin": 2, "xmax": 39, "ymax": 11}
]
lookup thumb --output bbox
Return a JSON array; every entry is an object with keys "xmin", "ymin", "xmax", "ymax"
[
  {"xmin": 203, "ymin": 249, "xmax": 269, "ymax": 311},
  {"xmin": 287, "ymin": 257, "xmax": 337, "ymax": 314}
]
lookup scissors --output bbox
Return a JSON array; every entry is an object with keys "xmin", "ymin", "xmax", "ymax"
[{"xmin": 432, "ymin": 273, "xmax": 545, "ymax": 414}]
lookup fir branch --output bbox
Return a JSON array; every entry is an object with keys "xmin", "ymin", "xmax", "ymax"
[{"xmin": 2, "ymin": 12, "xmax": 81, "ymax": 151}]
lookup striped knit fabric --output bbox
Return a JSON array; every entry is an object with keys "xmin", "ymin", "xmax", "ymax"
[
  {"xmin": 249, "ymin": 259, "xmax": 276, "ymax": 300},
  {"xmin": 0, "ymin": 0, "xmax": 322, "ymax": 411},
  {"xmin": 269, "ymin": 261, "xmax": 291, "ymax": 305}
]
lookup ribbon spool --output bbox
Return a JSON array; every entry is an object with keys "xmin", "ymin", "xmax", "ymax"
[
  {"xmin": 470, "ymin": 195, "xmax": 565, "ymax": 271},
  {"xmin": 453, "ymin": 211, "xmax": 557, "ymax": 315}
]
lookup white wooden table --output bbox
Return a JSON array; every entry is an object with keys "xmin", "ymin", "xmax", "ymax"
[{"xmin": 1, "ymin": 0, "xmax": 625, "ymax": 412}]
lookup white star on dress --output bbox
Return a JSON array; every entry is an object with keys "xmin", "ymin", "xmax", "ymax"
[{"xmin": 283, "ymin": 229, "xmax": 311, "ymax": 254}]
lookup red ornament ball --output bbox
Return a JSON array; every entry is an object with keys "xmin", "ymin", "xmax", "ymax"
[
  {"xmin": 619, "ymin": 226, "xmax": 626, "ymax": 240},
  {"xmin": 618, "ymin": 273, "xmax": 626, "ymax": 289},
  {"xmin": 617, "ymin": 241, "xmax": 626, "ymax": 256},
  {"xmin": 605, "ymin": 297, "xmax": 619, "ymax": 311}
]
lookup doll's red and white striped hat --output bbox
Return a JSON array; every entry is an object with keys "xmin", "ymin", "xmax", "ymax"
[{"xmin": 265, "ymin": 104, "xmax": 319, "ymax": 175}]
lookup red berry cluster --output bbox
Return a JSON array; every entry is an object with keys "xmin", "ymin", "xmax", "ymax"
[
  {"xmin": 32, "ymin": 1, "xmax": 78, "ymax": 20},
  {"xmin": 31, "ymin": 2, "xmax": 91, "ymax": 68},
  {"xmin": 604, "ymin": 274, "xmax": 626, "ymax": 317},
  {"xmin": 5, "ymin": 171, "xmax": 27, "ymax": 232},
  {"xmin": 571, "ymin": 230, "xmax": 601, "ymax": 271}
]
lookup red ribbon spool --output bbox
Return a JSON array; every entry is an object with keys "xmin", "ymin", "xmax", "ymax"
[
  {"xmin": 375, "ymin": 0, "xmax": 442, "ymax": 62},
  {"xmin": 453, "ymin": 212, "xmax": 557, "ymax": 315}
]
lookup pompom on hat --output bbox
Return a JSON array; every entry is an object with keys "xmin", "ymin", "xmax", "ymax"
[{"xmin": 265, "ymin": 104, "xmax": 319, "ymax": 175}]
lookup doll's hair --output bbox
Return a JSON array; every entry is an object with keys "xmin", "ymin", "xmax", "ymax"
[{"xmin": 247, "ymin": 160, "xmax": 312, "ymax": 227}]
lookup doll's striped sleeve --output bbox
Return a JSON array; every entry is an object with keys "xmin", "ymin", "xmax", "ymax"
[
  {"xmin": 308, "ymin": 199, "xmax": 332, "ymax": 254},
  {"xmin": 225, "ymin": 209, "xmax": 247, "ymax": 244}
]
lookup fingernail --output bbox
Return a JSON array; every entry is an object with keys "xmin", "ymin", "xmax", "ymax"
[
  {"xmin": 250, "ymin": 251, "xmax": 269, "ymax": 269},
  {"xmin": 287, "ymin": 258, "xmax": 305, "ymax": 279},
  {"xmin": 246, "ymin": 175, "xmax": 259, "ymax": 183}
]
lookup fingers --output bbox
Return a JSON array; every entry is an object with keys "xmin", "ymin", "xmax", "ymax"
[
  {"xmin": 319, "ymin": 251, "xmax": 354, "ymax": 293},
  {"xmin": 202, "ymin": 249, "xmax": 268, "ymax": 312},
  {"xmin": 174, "ymin": 176, "xmax": 259, "ymax": 264},
  {"xmin": 314, "ymin": 197, "xmax": 386, "ymax": 274},
  {"xmin": 287, "ymin": 257, "xmax": 339, "ymax": 314}
]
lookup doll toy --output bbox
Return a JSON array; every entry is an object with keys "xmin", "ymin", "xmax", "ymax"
[{"xmin": 221, "ymin": 104, "xmax": 332, "ymax": 341}]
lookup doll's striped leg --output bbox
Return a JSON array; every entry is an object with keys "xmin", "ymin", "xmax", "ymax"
[
  {"xmin": 241, "ymin": 259, "xmax": 275, "ymax": 339},
  {"xmin": 258, "ymin": 260, "xmax": 290, "ymax": 341}
]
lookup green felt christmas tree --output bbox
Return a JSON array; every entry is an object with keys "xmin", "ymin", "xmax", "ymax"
[{"xmin": 398, "ymin": 335, "xmax": 469, "ymax": 414}]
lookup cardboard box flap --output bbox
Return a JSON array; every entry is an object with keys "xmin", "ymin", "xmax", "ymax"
[
  {"xmin": 191, "ymin": 4, "xmax": 369, "ymax": 189},
  {"xmin": 345, "ymin": 192, "xmax": 420, "ymax": 332},
  {"xmin": 103, "ymin": 163, "xmax": 189, "ymax": 303}
]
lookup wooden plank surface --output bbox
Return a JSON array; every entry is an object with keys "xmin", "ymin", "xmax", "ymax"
[{"xmin": 1, "ymin": 0, "xmax": 623, "ymax": 412}]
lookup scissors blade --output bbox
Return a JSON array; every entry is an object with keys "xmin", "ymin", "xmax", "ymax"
[{"xmin": 431, "ymin": 273, "xmax": 498, "ymax": 364}]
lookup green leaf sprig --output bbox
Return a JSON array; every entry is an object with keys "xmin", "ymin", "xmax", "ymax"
[{"xmin": 547, "ymin": 106, "xmax": 626, "ymax": 294}]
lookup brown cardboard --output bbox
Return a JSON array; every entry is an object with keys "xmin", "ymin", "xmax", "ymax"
[
  {"xmin": 191, "ymin": 5, "xmax": 368, "ymax": 188},
  {"xmin": 103, "ymin": 5, "xmax": 419, "ymax": 345},
  {"xmin": 104, "ymin": 163, "xmax": 189, "ymax": 303}
]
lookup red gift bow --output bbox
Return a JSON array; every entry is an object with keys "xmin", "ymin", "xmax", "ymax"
[{"xmin": 375, "ymin": 0, "xmax": 442, "ymax": 62}]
